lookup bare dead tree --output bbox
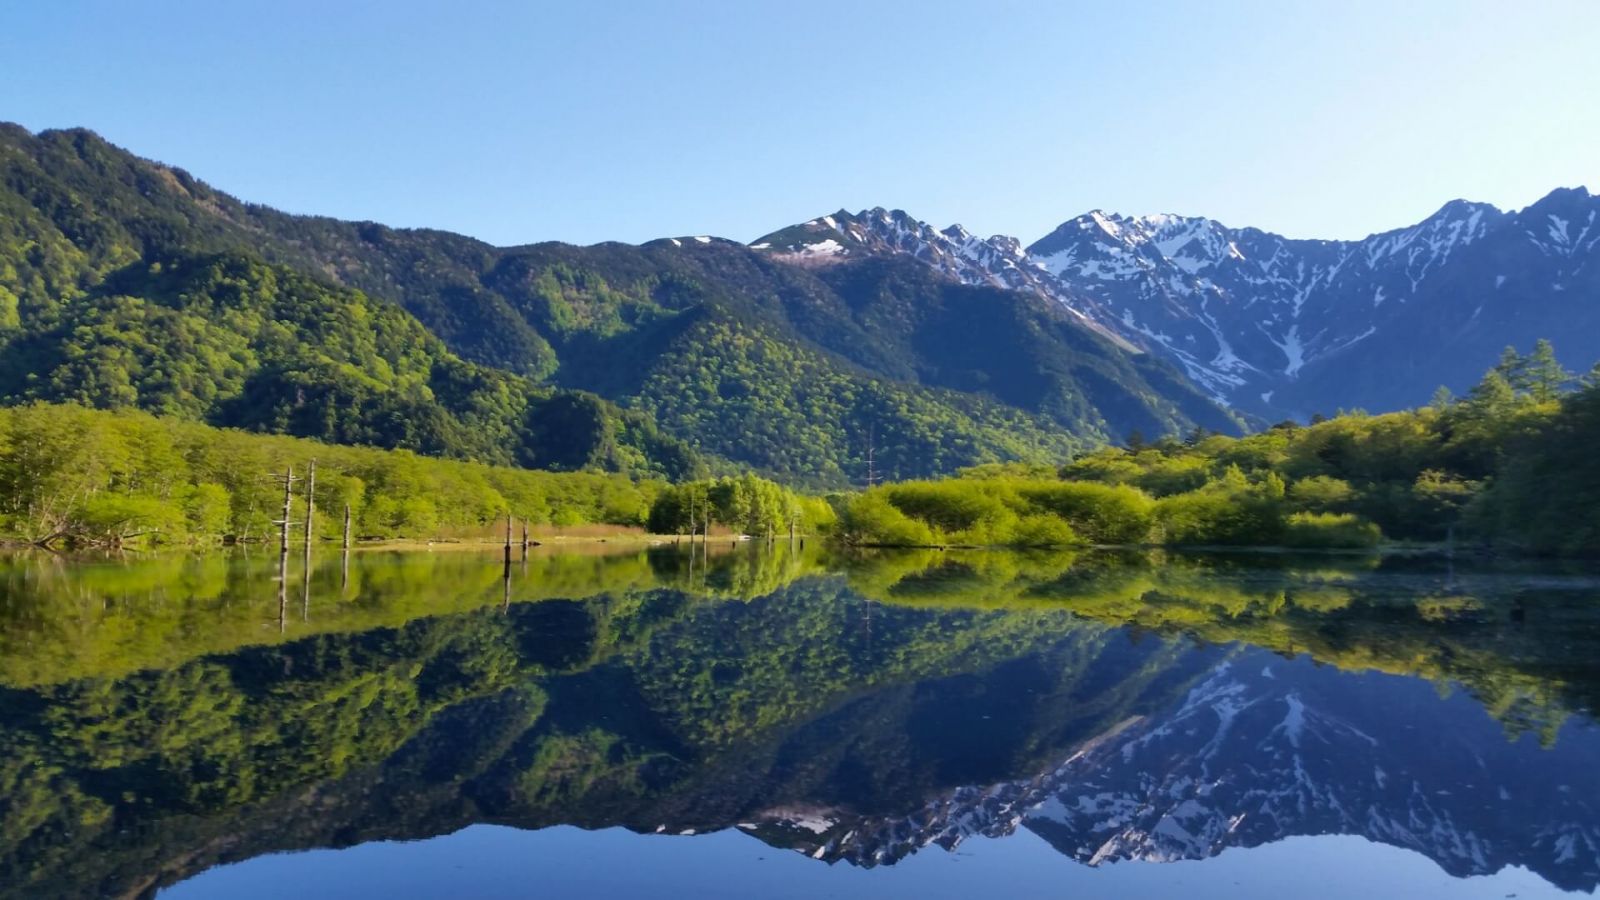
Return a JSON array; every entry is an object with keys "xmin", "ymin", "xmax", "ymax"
[{"xmin": 303, "ymin": 459, "xmax": 316, "ymax": 546}]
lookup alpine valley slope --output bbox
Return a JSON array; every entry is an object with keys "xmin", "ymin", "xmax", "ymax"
[
  {"xmin": 758, "ymin": 190, "xmax": 1600, "ymax": 419},
  {"xmin": 0, "ymin": 124, "xmax": 1239, "ymax": 486}
]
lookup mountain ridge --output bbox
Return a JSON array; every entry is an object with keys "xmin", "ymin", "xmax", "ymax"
[
  {"xmin": 757, "ymin": 186, "xmax": 1597, "ymax": 418},
  {"xmin": 0, "ymin": 124, "xmax": 1239, "ymax": 485}
]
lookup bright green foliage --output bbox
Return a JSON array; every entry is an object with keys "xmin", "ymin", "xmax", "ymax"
[
  {"xmin": 840, "ymin": 341, "xmax": 1600, "ymax": 551},
  {"xmin": 1287, "ymin": 475, "xmax": 1355, "ymax": 513},
  {"xmin": 0, "ymin": 125, "xmax": 1241, "ymax": 488},
  {"xmin": 1033, "ymin": 342, "xmax": 1600, "ymax": 554},
  {"xmin": 838, "ymin": 493, "xmax": 939, "ymax": 546},
  {"xmin": 0, "ymin": 250, "xmax": 697, "ymax": 480},
  {"xmin": 839, "ymin": 478, "xmax": 1096, "ymax": 547},
  {"xmin": 1014, "ymin": 482, "xmax": 1154, "ymax": 544},
  {"xmin": 627, "ymin": 317, "xmax": 1087, "ymax": 485},
  {"xmin": 0, "ymin": 403, "xmax": 666, "ymax": 546},
  {"xmin": 1281, "ymin": 512, "xmax": 1383, "ymax": 549},
  {"xmin": 646, "ymin": 473, "xmax": 824, "ymax": 537},
  {"xmin": 842, "ymin": 467, "xmax": 1291, "ymax": 549},
  {"xmin": 1474, "ymin": 379, "xmax": 1600, "ymax": 555},
  {"xmin": 1153, "ymin": 468, "xmax": 1287, "ymax": 546}
]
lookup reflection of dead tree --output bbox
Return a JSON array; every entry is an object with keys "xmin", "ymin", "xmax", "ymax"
[
  {"xmin": 276, "ymin": 545, "xmax": 288, "ymax": 635},
  {"xmin": 302, "ymin": 460, "xmax": 315, "ymax": 622}
]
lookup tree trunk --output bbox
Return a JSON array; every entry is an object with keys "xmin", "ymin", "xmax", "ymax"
[
  {"xmin": 303, "ymin": 459, "xmax": 316, "ymax": 546},
  {"xmin": 279, "ymin": 466, "xmax": 293, "ymax": 553}
]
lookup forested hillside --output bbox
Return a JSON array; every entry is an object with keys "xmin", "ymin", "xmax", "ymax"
[
  {"xmin": 0, "ymin": 124, "xmax": 1237, "ymax": 485},
  {"xmin": 840, "ymin": 342, "xmax": 1600, "ymax": 557}
]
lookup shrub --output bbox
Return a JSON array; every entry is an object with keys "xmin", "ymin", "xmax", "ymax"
[
  {"xmin": 1288, "ymin": 475, "xmax": 1354, "ymax": 513},
  {"xmin": 1155, "ymin": 490, "xmax": 1243, "ymax": 545},
  {"xmin": 1133, "ymin": 457, "xmax": 1212, "ymax": 497},
  {"xmin": 1016, "ymin": 481, "xmax": 1154, "ymax": 544},
  {"xmin": 1003, "ymin": 514, "xmax": 1080, "ymax": 548},
  {"xmin": 1281, "ymin": 512, "xmax": 1382, "ymax": 549},
  {"xmin": 881, "ymin": 481, "xmax": 1013, "ymax": 533},
  {"xmin": 1153, "ymin": 469, "xmax": 1285, "ymax": 546},
  {"xmin": 840, "ymin": 494, "xmax": 937, "ymax": 546}
]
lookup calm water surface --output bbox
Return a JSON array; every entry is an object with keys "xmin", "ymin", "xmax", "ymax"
[{"xmin": 1, "ymin": 545, "xmax": 1597, "ymax": 898}]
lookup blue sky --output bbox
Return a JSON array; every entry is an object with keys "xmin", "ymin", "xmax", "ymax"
[{"xmin": 3, "ymin": 1, "xmax": 1596, "ymax": 246}]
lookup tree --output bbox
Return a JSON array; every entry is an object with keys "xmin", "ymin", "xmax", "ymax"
[
  {"xmin": 1494, "ymin": 345, "xmax": 1529, "ymax": 393},
  {"xmin": 1523, "ymin": 339, "xmax": 1569, "ymax": 402},
  {"xmin": 1467, "ymin": 369, "xmax": 1515, "ymax": 415}
]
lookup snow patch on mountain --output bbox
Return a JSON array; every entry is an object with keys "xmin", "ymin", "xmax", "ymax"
[
  {"xmin": 751, "ymin": 187, "xmax": 1598, "ymax": 417},
  {"xmin": 752, "ymin": 208, "xmax": 1139, "ymax": 351}
]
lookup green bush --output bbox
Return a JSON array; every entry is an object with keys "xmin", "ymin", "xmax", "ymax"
[
  {"xmin": 1154, "ymin": 469, "xmax": 1285, "ymax": 546},
  {"xmin": 1281, "ymin": 512, "xmax": 1382, "ymax": 549},
  {"xmin": 839, "ymin": 494, "xmax": 937, "ymax": 546},
  {"xmin": 881, "ymin": 481, "xmax": 1015, "ymax": 533},
  {"xmin": 1016, "ymin": 481, "xmax": 1154, "ymax": 544},
  {"xmin": 1288, "ymin": 475, "xmax": 1355, "ymax": 513},
  {"xmin": 1003, "ymin": 513, "xmax": 1080, "ymax": 548}
]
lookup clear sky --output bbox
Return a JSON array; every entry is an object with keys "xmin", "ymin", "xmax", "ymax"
[{"xmin": 3, "ymin": 1, "xmax": 1596, "ymax": 247}]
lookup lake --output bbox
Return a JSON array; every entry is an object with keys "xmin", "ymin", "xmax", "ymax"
[{"xmin": 1, "ymin": 544, "xmax": 1597, "ymax": 898}]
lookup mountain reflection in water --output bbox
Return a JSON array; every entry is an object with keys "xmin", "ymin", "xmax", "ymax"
[{"xmin": 0, "ymin": 545, "xmax": 1596, "ymax": 898}]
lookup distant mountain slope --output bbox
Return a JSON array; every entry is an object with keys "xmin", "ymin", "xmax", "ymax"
[
  {"xmin": 0, "ymin": 125, "xmax": 1240, "ymax": 484},
  {"xmin": 1031, "ymin": 189, "xmax": 1600, "ymax": 415},
  {"xmin": 760, "ymin": 191, "xmax": 1599, "ymax": 420},
  {"xmin": 753, "ymin": 206, "xmax": 1134, "ymax": 348}
]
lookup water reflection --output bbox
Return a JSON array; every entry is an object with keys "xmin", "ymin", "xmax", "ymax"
[{"xmin": 0, "ymin": 546, "xmax": 1596, "ymax": 898}]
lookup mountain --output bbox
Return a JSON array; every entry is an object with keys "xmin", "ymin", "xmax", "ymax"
[
  {"xmin": 0, "ymin": 125, "xmax": 1240, "ymax": 485},
  {"xmin": 766, "ymin": 652, "xmax": 1600, "ymax": 892},
  {"xmin": 1031, "ymin": 191, "xmax": 1600, "ymax": 416},
  {"xmin": 765, "ymin": 192, "xmax": 1599, "ymax": 420},
  {"xmin": 0, "ymin": 128, "xmax": 698, "ymax": 478},
  {"xmin": 753, "ymin": 206, "xmax": 1135, "ymax": 349}
]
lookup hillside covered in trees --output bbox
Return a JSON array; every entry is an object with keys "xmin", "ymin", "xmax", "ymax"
[
  {"xmin": 0, "ymin": 403, "xmax": 821, "ymax": 548},
  {"xmin": 840, "ymin": 342, "xmax": 1600, "ymax": 557},
  {"xmin": 0, "ymin": 124, "xmax": 1238, "ymax": 485},
  {"xmin": 7, "ymin": 341, "xmax": 1600, "ymax": 557}
]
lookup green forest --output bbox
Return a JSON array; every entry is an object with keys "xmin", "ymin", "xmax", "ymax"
[
  {"xmin": 0, "ymin": 403, "xmax": 828, "ymax": 548},
  {"xmin": 3, "ymin": 126, "xmax": 1600, "ymax": 555},
  {"xmin": 839, "ymin": 342, "xmax": 1600, "ymax": 557},
  {"xmin": 6, "ymin": 341, "xmax": 1600, "ymax": 556},
  {"xmin": 0, "ymin": 124, "xmax": 1235, "ymax": 486}
]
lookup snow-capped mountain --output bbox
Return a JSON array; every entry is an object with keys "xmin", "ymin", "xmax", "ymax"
[
  {"xmin": 1028, "ymin": 190, "xmax": 1600, "ymax": 415},
  {"xmin": 751, "ymin": 207, "xmax": 1137, "ymax": 349},
  {"xmin": 746, "ymin": 653, "xmax": 1600, "ymax": 892},
  {"xmin": 756, "ymin": 188, "xmax": 1600, "ymax": 417}
]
